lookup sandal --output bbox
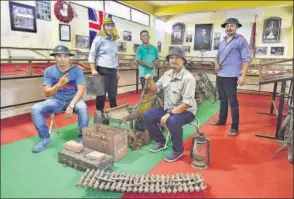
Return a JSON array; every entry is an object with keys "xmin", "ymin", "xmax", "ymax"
[{"xmin": 228, "ymin": 129, "xmax": 239, "ymax": 136}]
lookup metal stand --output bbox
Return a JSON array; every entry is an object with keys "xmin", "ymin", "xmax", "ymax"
[{"xmin": 255, "ymin": 80, "xmax": 288, "ymax": 140}]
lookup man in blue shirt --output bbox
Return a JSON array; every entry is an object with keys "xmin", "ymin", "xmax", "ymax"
[
  {"xmin": 31, "ymin": 45, "xmax": 89, "ymax": 153},
  {"xmin": 136, "ymin": 30, "xmax": 160, "ymax": 90},
  {"xmin": 210, "ymin": 18, "xmax": 251, "ymax": 136}
]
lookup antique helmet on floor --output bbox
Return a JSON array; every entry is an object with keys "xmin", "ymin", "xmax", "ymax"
[
  {"xmin": 50, "ymin": 45, "xmax": 75, "ymax": 56},
  {"xmin": 221, "ymin": 18, "xmax": 242, "ymax": 28}
]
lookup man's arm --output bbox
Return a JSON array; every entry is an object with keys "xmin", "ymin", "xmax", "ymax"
[
  {"xmin": 240, "ymin": 38, "xmax": 251, "ymax": 76},
  {"xmin": 43, "ymin": 68, "xmax": 68, "ymax": 97},
  {"xmin": 171, "ymin": 77, "xmax": 196, "ymax": 114},
  {"xmin": 135, "ymin": 47, "xmax": 153, "ymax": 68}
]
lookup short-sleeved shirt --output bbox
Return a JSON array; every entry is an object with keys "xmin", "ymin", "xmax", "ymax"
[
  {"xmin": 136, "ymin": 44, "xmax": 159, "ymax": 77},
  {"xmin": 216, "ymin": 34, "xmax": 251, "ymax": 77},
  {"xmin": 43, "ymin": 65, "xmax": 85, "ymax": 102},
  {"xmin": 156, "ymin": 67, "xmax": 197, "ymax": 115}
]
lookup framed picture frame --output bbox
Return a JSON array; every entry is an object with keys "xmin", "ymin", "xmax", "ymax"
[
  {"xmin": 171, "ymin": 23, "xmax": 185, "ymax": 44},
  {"xmin": 133, "ymin": 44, "xmax": 140, "ymax": 53},
  {"xmin": 9, "ymin": 1, "xmax": 37, "ymax": 33},
  {"xmin": 194, "ymin": 24, "xmax": 213, "ymax": 51},
  {"xmin": 118, "ymin": 42, "xmax": 126, "ymax": 52},
  {"xmin": 123, "ymin": 31, "xmax": 132, "ymax": 41},
  {"xmin": 255, "ymin": 47, "xmax": 268, "ymax": 56},
  {"xmin": 270, "ymin": 47, "xmax": 284, "ymax": 56},
  {"xmin": 75, "ymin": 35, "xmax": 89, "ymax": 49},
  {"xmin": 262, "ymin": 17, "xmax": 281, "ymax": 43},
  {"xmin": 36, "ymin": 0, "xmax": 51, "ymax": 21},
  {"xmin": 59, "ymin": 24, "xmax": 71, "ymax": 42}
]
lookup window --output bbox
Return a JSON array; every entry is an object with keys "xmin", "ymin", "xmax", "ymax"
[
  {"xmin": 131, "ymin": 9, "xmax": 150, "ymax": 26},
  {"xmin": 105, "ymin": 1, "xmax": 131, "ymax": 20},
  {"xmin": 69, "ymin": 1, "xmax": 103, "ymax": 10}
]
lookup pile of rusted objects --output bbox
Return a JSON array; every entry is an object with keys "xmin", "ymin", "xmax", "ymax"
[
  {"xmin": 194, "ymin": 72, "xmax": 217, "ymax": 105},
  {"xmin": 77, "ymin": 169, "xmax": 207, "ymax": 193}
]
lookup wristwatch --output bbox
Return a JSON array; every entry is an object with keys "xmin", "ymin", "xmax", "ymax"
[
  {"xmin": 167, "ymin": 109, "xmax": 174, "ymax": 115},
  {"xmin": 69, "ymin": 104, "xmax": 74, "ymax": 109}
]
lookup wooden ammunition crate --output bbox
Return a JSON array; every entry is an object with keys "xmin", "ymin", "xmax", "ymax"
[
  {"xmin": 82, "ymin": 124, "xmax": 128, "ymax": 161},
  {"xmin": 58, "ymin": 147, "xmax": 113, "ymax": 172}
]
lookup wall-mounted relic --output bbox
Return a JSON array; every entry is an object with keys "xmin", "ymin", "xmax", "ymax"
[
  {"xmin": 118, "ymin": 42, "xmax": 126, "ymax": 52},
  {"xmin": 185, "ymin": 31, "xmax": 193, "ymax": 43},
  {"xmin": 36, "ymin": 0, "xmax": 51, "ymax": 21},
  {"xmin": 157, "ymin": 41, "xmax": 162, "ymax": 52},
  {"xmin": 171, "ymin": 23, "xmax": 185, "ymax": 44},
  {"xmin": 194, "ymin": 24, "xmax": 213, "ymax": 51},
  {"xmin": 213, "ymin": 32, "xmax": 221, "ymax": 50},
  {"xmin": 75, "ymin": 35, "xmax": 89, "ymax": 49},
  {"xmin": 181, "ymin": 46, "xmax": 191, "ymax": 53},
  {"xmin": 262, "ymin": 17, "xmax": 281, "ymax": 43},
  {"xmin": 9, "ymin": 1, "xmax": 37, "ymax": 33},
  {"xmin": 123, "ymin": 31, "xmax": 132, "ymax": 41},
  {"xmin": 133, "ymin": 44, "xmax": 140, "ymax": 53},
  {"xmin": 270, "ymin": 47, "xmax": 284, "ymax": 56},
  {"xmin": 59, "ymin": 24, "xmax": 71, "ymax": 42},
  {"xmin": 255, "ymin": 47, "xmax": 268, "ymax": 56}
]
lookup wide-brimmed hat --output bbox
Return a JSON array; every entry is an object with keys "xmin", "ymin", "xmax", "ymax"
[
  {"xmin": 166, "ymin": 47, "xmax": 187, "ymax": 63},
  {"xmin": 50, "ymin": 45, "xmax": 74, "ymax": 56},
  {"xmin": 221, "ymin": 18, "xmax": 242, "ymax": 28}
]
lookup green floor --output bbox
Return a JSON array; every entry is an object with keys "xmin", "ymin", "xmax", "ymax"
[{"xmin": 1, "ymin": 101, "xmax": 219, "ymax": 198}]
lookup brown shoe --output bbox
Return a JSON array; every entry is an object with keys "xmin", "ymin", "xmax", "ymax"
[
  {"xmin": 210, "ymin": 120, "xmax": 225, "ymax": 125},
  {"xmin": 228, "ymin": 129, "xmax": 239, "ymax": 136}
]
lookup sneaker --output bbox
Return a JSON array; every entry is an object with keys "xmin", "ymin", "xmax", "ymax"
[
  {"xmin": 77, "ymin": 137, "xmax": 83, "ymax": 144},
  {"xmin": 32, "ymin": 138, "xmax": 51, "ymax": 153},
  {"xmin": 164, "ymin": 151, "xmax": 184, "ymax": 162},
  {"xmin": 149, "ymin": 142, "xmax": 166, "ymax": 153}
]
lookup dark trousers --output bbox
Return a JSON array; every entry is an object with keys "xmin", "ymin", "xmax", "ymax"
[
  {"xmin": 140, "ymin": 76, "xmax": 158, "ymax": 90},
  {"xmin": 143, "ymin": 107, "xmax": 195, "ymax": 153},
  {"xmin": 216, "ymin": 76, "xmax": 239, "ymax": 130},
  {"xmin": 96, "ymin": 66, "xmax": 118, "ymax": 111}
]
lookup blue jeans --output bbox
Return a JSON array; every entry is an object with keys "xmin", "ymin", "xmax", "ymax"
[
  {"xmin": 31, "ymin": 98, "xmax": 89, "ymax": 139},
  {"xmin": 143, "ymin": 107, "xmax": 195, "ymax": 153}
]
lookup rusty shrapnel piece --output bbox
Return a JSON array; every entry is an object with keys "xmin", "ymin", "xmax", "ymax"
[
  {"xmin": 77, "ymin": 169, "xmax": 207, "ymax": 193},
  {"xmin": 82, "ymin": 124, "xmax": 128, "ymax": 161},
  {"xmin": 58, "ymin": 147, "xmax": 114, "ymax": 172}
]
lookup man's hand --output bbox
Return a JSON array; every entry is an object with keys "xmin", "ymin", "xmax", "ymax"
[
  {"xmin": 145, "ymin": 74, "xmax": 152, "ymax": 80},
  {"xmin": 58, "ymin": 74, "xmax": 69, "ymax": 87},
  {"xmin": 160, "ymin": 113, "xmax": 171, "ymax": 126},
  {"xmin": 91, "ymin": 69, "xmax": 99, "ymax": 76},
  {"xmin": 215, "ymin": 63, "xmax": 221, "ymax": 73},
  {"xmin": 238, "ymin": 75, "xmax": 246, "ymax": 86},
  {"xmin": 65, "ymin": 106, "xmax": 74, "ymax": 119}
]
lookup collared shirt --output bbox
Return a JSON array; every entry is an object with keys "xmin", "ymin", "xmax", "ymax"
[
  {"xmin": 156, "ymin": 67, "xmax": 197, "ymax": 114},
  {"xmin": 216, "ymin": 34, "xmax": 251, "ymax": 77},
  {"xmin": 88, "ymin": 35, "xmax": 118, "ymax": 68},
  {"xmin": 136, "ymin": 44, "xmax": 159, "ymax": 77}
]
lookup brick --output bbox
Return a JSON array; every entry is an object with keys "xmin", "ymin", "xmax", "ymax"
[
  {"xmin": 85, "ymin": 151, "xmax": 106, "ymax": 161},
  {"xmin": 65, "ymin": 140, "xmax": 83, "ymax": 153}
]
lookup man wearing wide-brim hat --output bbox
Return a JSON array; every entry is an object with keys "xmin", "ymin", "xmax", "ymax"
[
  {"xmin": 144, "ymin": 47, "xmax": 197, "ymax": 162},
  {"xmin": 210, "ymin": 18, "xmax": 251, "ymax": 136},
  {"xmin": 31, "ymin": 45, "xmax": 89, "ymax": 153}
]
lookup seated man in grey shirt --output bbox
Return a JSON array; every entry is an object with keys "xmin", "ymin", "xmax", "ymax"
[{"xmin": 143, "ymin": 47, "xmax": 197, "ymax": 163}]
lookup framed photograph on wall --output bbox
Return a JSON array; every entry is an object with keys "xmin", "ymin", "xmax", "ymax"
[
  {"xmin": 133, "ymin": 44, "xmax": 140, "ymax": 53},
  {"xmin": 123, "ymin": 31, "xmax": 132, "ymax": 41},
  {"xmin": 118, "ymin": 42, "xmax": 126, "ymax": 52},
  {"xmin": 194, "ymin": 24, "xmax": 213, "ymax": 51},
  {"xmin": 171, "ymin": 23, "xmax": 185, "ymax": 44},
  {"xmin": 36, "ymin": 0, "xmax": 51, "ymax": 21},
  {"xmin": 59, "ymin": 24, "xmax": 71, "ymax": 42},
  {"xmin": 255, "ymin": 47, "xmax": 268, "ymax": 56},
  {"xmin": 262, "ymin": 17, "xmax": 281, "ymax": 43},
  {"xmin": 9, "ymin": 1, "xmax": 37, "ymax": 33},
  {"xmin": 157, "ymin": 41, "xmax": 162, "ymax": 52},
  {"xmin": 213, "ymin": 32, "xmax": 221, "ymax": 50},
  {"xmin": 76, "ymin": 35, "xmax": 89, "ymax": 49},
  {"xmin": 270, "ymin": 47, "xmax": 284, "ymax": 56}
]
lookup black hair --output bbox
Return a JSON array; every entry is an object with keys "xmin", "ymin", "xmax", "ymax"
[{"xmin": 140, "ymin": 30, "xmax": 149, "ymax": 36}]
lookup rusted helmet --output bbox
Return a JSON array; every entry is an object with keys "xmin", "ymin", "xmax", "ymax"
[
  {"xmin": 221, "ymin": 18, "xmax": 242, "ymax": 28},
  {"xmin": 50, "ymin": 45, "xmax": 74, "ymax": 56}
]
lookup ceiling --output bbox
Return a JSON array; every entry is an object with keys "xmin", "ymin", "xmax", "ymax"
[{"xmin": 148, "ymin": 1, "xmax": 201, "ymax": 6}]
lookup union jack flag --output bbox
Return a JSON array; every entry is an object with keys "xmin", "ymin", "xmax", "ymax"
[{"xmin": 88, "ymin": 8, "xmax": 112, "ymax": 47}]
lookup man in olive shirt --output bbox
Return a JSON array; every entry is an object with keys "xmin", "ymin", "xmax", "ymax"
[
  {"xmin": 143, "ymin": 47, "xmax": 197, "ymax": 162},
  {"xmin": 136, "ymin": 30, "xmax": 160, "ymax": 90}
]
